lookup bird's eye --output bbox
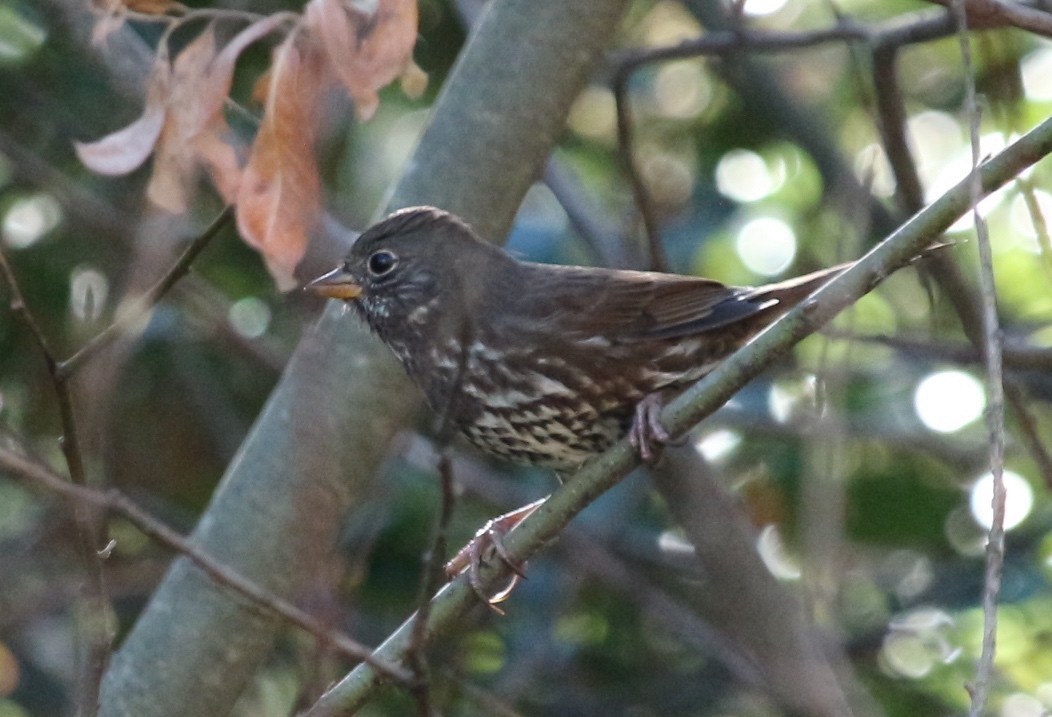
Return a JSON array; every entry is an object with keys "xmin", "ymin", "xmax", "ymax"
[{"xmin": 367, "ymin": 250, "xmax": 398, "ymax": 277}]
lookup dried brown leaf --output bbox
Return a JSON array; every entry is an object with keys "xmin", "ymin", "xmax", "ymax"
[
  {"xmin": 80, "ymin": 14, "xmax": 290, "ymax": 210},
  {"xmin": 235, "ymin": 36, "xmax": 326, "ymax": 290},
  {"xmin": 147, "ymin": 26, "xmax": 222, "ymax": 212},
  {"xmin": 305, "ymin": 0, "xmax": 419, "ymax": 120},
  {"xmin": 193, "ymin": 127, "xmax": 241, "ymax": 204},
  {"xmin": 74, "ymin": 62, "xmax": 168, "ymax": 175},
  {"xmin": 212, "ymin": 12, "xmax": 294, "ymax": 108},
  {"xmin": 125, "ymin": 0, "xmax": 183, "ymax": 13}
]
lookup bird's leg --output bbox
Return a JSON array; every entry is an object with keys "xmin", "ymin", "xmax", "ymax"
[
  {"xmin": 445, "ymin": 497, "xmax": 547, "ymax": 609},
  {"xmin": 628, "ymin": 392, "xmax": 672, "ymax": 462}
]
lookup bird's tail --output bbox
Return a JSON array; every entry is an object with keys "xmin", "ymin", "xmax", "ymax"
[{"xmin": 745, "ymin": 242, "xmax": 950, "ymax": 310}]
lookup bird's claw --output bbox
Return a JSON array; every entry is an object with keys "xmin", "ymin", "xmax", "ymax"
[
  {"xmin": 445, "ymin": 498, "xmax": 546, "ymax": 612},
  {"xmin": 629, "ymin": 393, "xmax": 671, "ymax": 462}
]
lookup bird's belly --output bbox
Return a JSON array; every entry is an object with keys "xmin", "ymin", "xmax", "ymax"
[
  {"xmin": 458, "ymin": 406, "xmax": 623, "ymax": 472},
  {"xmin": 439, "ymin": 340, "xmax": 716, "ymax": 471}
]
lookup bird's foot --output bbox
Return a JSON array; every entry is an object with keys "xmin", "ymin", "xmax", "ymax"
[
  {"xmin": 628, "ymin": 393, "xmax": 671, "ymax": 462},
  {"xmin": 445, "ymin": 497, "xmax": 546, "ymax": 612}
]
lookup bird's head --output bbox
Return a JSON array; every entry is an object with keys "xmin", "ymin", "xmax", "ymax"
[{"xmin": 307, "ymin": 206, "xmax": 512, "ymax": 338}]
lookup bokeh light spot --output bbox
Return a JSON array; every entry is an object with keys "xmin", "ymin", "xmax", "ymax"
[
  {"xmin": 69, "ymin": 266, "xmax": 109, "ymax": 323},
  {"xmin": 568, "ymin": 86, "xmax": 617, "ymax": 144},
  {"xmin": 736, "ymin": 216, "xmax": 796, "ymax": 276},
  {"xmin": 716, "ymin": 149, "xmax": 775, "ymax": 202},
  {"xmin": 641, "ymin": 151, "xmax": 695, "ymax": 207},
  {"xmin": 742, "ymin": 0, "xmax": 789, "ymax": 15},
  {"xmin": 653, "ymin": 61, "xmax": 711, "ymax": 119},
  {"xmin": 3, "ymin": 193, "xmax": 62, "ymax": 249},
  {"xmin": 756, "ymin": 524, "xmax": 800, "ymax": 580},
  {"xmin": 1022, "ymin": 47, "xmax": 1052, "ymax": 101},
  {"xmin": 694, "ymin": 428, "xmax": 741, "ymax": 463},
  {"xmin": 881, "ymin": 607, "xmax": 959, "ymax": 679},
  {"xmin": 228, "ymin": 297, "xmax": 272, "ymax": 339},
  {"xmin": 1001, "ymin": 693, "xmax": 1046, "ymax": 717},
  {"xmin": 913, "ymin": 370, "xmax": 985, "ymax": 433}
]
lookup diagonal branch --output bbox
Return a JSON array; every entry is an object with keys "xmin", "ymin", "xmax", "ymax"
[{"xmin": 302, "ymin": 105, "xmax": 1052, "ymax": 717}]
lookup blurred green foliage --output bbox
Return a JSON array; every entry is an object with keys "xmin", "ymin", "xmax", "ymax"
[{"xmin": 0, "ymin": 0, "xmax": 1050, "ymax": 715}]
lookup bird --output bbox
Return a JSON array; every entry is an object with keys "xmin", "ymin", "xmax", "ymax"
[{"xmin": 307, "ymin": 205, "xmax": 868, "ymax": 473}]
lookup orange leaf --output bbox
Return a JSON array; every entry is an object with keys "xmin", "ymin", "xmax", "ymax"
[
  {"xmin": 74, "ymin": 62, "xmax": 168, "ymax": 175},
  {"xmin": 235, "ymin": 37, "xmax": 325, "ymax": 290},
  {"xmin": 147, "ymin": 15, "xmax": 292, "ymax": 211},
  {"xmin": 147, "ymin": 26, "xmax": 222, "ymax": 212},
  {"xmin": 80, "ymin": 15, "xmax": 290, "ymax": 210},
  {"xmin": 212, "ymin": 12, "xmax": 293, "ymax": 112},
  {"xmin": 193, "ymin": 126, "xmax": 241, "ymax": 204},
  {"xmin": 305, "ymin": 0, "xmax": 419, "ymax": 120},
  {"xmin": 0, "ymin": 641, "xmax": 19, "ymax": 696},
  {"xmin": 125, "ymin": 0, "xmax": 183, "ymax": 13}
]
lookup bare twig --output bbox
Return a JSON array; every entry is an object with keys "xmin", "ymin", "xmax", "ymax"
[
  {"xmin": 927, "ymin": 0, "xmax": 1052, "ymax": 36},
  {"xmin": 1016, "ymin": 176, "xmax": 1052, "ymax": 275},
  {"xmin": 604, "ymin": 7, "xmax": 1033, "ymax": 275},
  {"xmin": 0, "ymin": 443, "xmax": 413, "ymax": 685},
  {"xmin": 870, "ymin": 16, "xmax": 1050, "ymax": 521},
  {"xmin": 57, "ymin": 207, "xmax": 234, "ymax": 380},
  {"xmin": 952, "ymin": 4, "xmax": 1007, "ymax": 713},
  {"xmin": 405, "ymin": 452, "xmax": 457, "ymax": 716},
  {"xmin": 1004, "ymin": 383, "xmax": 1052, "ymax": 491},
  {"xmin": 0, "ymin": 247, "xmax": 111, "ymax": 715},
  {"xmin": 404, "ymin": 321, "xmax": 477, "ymax": 714},
  {"xmin": 611, "ymin": 66, "xmax": 668, "ymax": 272},
  {"xmin": 608, "ymin": 3, "xmax": 1052, "ymax": 73},
  {"xmin": 821, "ymin": 329, "xmax": 1052, "ymax": 372},
  {"xmin": 542, "ymin": 160, "xmax": 638, "ymax": 269}
]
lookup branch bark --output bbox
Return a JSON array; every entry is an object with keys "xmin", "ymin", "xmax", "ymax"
[{"xmin": 97, "ymin": 1, "xmax": 632, "ymax": 715}]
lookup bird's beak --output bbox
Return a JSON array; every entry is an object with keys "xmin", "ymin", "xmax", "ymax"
[{"xmin": 306, "ymin": 266, "xmax": 363, "ymax": 301}]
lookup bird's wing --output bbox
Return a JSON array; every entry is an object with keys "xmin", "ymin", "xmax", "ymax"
[{"xmin": 511, "ymin": 264, "xmax": 772, "ymax": 343}]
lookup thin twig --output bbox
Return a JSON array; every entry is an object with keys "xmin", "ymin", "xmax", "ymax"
[
  {"xmin": 1016, "ymin": 176, "xmax": 1052, "ymax": 276},
  {"xmin": 405, "ymin": 322, "xmax": 475, "ymax": 714},
  {"xmin": 1003, "ymin": 383, "xmax": 1052, "ymax": 491},
  {"xmin": 604, "ymin": 8, "xmax": 1029, "ymax": 275},
  {"xmin": 609, "ymin": 22, "xmax": 869, "ymax": 70},
  {"xmin": 953, "ymin": 4, "xmax": 1007, "ymax": 713},
  {"xmin": 870, "ymin": 22, "xmax": 1051, "ymax": 507},
  {"xmin": 0, "ymin": 247, "xmax": 111, "ymax": 715},
  {"xmin": 0, "ymin": 443, "xmax": 414, "ymax": 686},
  {"xmin": 542, "ymin": 160, "xmax": 636, "ymax": 268},
  {"xmin": 611, "ymin": 66, "xmax": 668, "ymax": 272},
  {"xmin": 407, "ymin": 452, "xmax": 457, "ymax": 717},
  {"xmin": 607, "ymin": 3, "xmax": 1052, "ymax": 73},
  {"xmin": 927, "ymin": 0, "xmax": 1052, "ymax": 36},
  {"xmin": 821, "ymin": 329, "xmax": 1052, "ymax": 372},
  {"xmin": 58, "ymin": 206, "xmax": 234, "ymax": 380}
]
